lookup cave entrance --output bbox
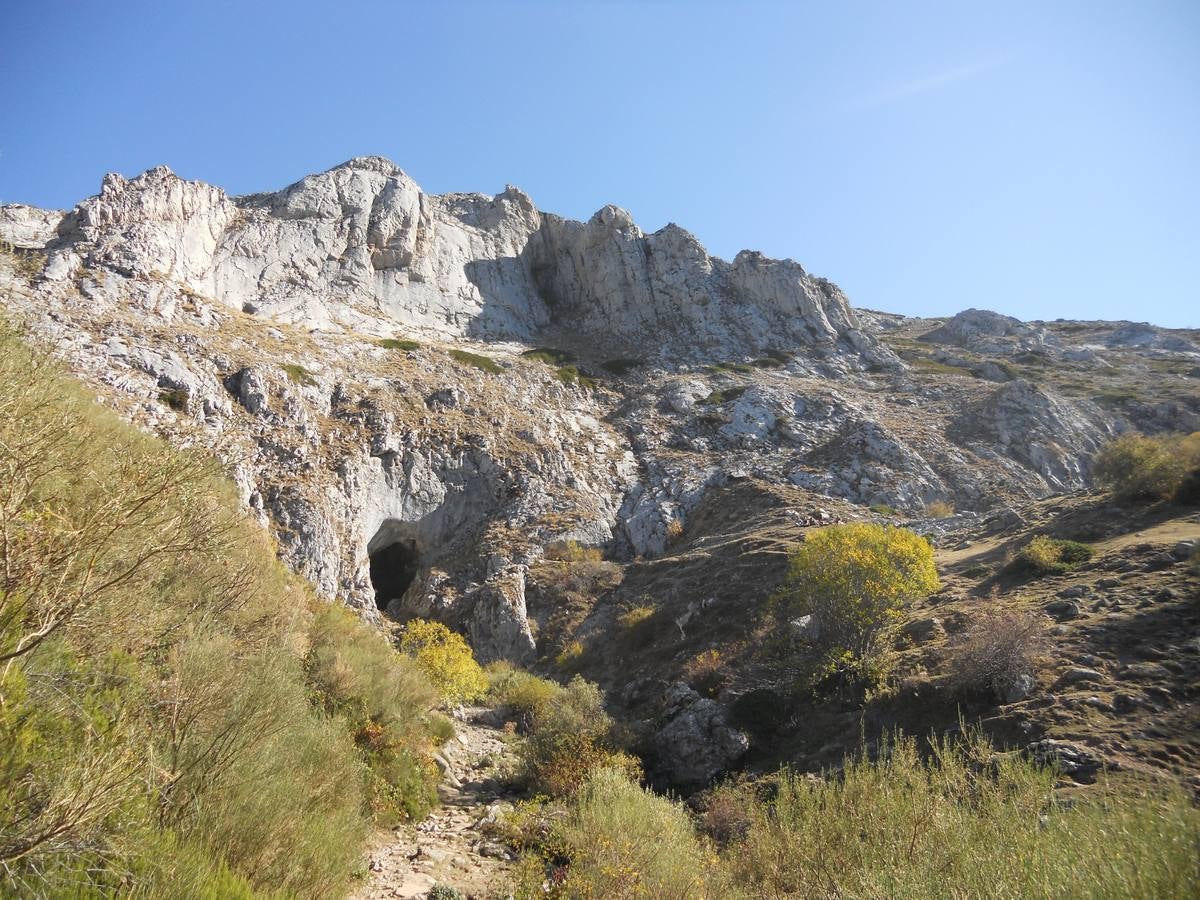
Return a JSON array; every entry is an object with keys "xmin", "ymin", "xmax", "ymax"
[{"xmin": 368, "ymin": 522, "xmax": 422, "ymax": 612}]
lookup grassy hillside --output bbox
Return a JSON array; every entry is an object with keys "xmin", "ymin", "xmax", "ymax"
[{"xmin": 0, "ymin": 324, "xmax": 450, "ymax": 897}]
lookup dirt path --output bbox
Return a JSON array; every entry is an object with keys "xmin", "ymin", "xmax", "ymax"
[{"xmin": 352, "ymin": 708, "xmax": 518, "ymax": 900}]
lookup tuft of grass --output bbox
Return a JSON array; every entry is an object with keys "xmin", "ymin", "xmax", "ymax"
[
  {"xmin": 449, "ymin": 349, "xmax": 502, "ymax": 374},
  {"xmin": 904, "ymin": 354, "xmax": 975, "ymax": 377},
  {"xmin": 554, "ymin": 639, "xmax": 585, "ymax": 672},
  {"xmin": 869, "ymin": 503, "xmax": 900, "ymax": 517},
  {"xmin": 378, "ymin": 337, "xmax": 421, "ymax": 351},
  {"xmin": 544, "ymin": 540, "xmax": 603, "ymax": 563},
  {"xmin": 281, "ymin": 362, "xmax": 317, "ymax": 386},
  {"xmin": 751, "ymin": 356, "xmax": 786, "ymax": 368},
  {"xmin": 683, "ymin": 648, "xmax": 729, "ymax": 698},
  {"xmin": 616, "ymin": 604, "xmax": 659, "ymax": 648},
  {"xmin": 0, "ymin": 240, "xmax": 47, "ymax": 281}
]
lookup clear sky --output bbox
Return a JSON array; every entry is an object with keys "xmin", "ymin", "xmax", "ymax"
[{"xmin": 2, "ymin": 1, "xmax": 1197, "ymax": 326}]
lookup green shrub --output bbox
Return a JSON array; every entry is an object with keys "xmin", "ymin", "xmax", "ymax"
[
  {"xmin": 869, "ymin": 503, "xmax": 900, "ymax": 517},
  {"xmin": 776, "ymin": 523, "xmax": 939, "ymax": 691},
  {"xmin": 1008, "ymin": 535, "xmax": 1094, "ymax": 577},
  {"xmin": 519, "ymin": 676, "xmax": 639, "ymax": 797},
  {"xmin": 537, "ymin": 767, "xmax": 719, "ymax": 898},
  {"xmin": 1094, "ymin": 432, "xmax": 1200, "ymax": 501},
  {"xmin": 305, "ymin": 604, "xmax": 442, "ymax": 822},
  {"xmin": 398, "ymin": 618, "xmax": 488, "ymax": 704},
  {"xmin": 379, "ymin": 337, "xmax": 420, "ymax": 351},
  {"xmin": 449, "ymin": 349, "xmax": 502, "ymax": 373},
  {"xmin": 486, "ymin": 662, "xmax": 561, "ymax": 725}
]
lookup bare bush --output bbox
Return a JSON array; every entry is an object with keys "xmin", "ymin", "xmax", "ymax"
[{"xmin": 947, "ymin": 607, "xmax": 1046, "ymax": 702}]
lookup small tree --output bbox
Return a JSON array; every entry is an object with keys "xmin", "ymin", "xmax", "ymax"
[{"xmin": 778, "ymin": 523, "xmax": 939, "ymax": 687}]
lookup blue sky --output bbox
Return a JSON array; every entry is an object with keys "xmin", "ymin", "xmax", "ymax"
[{"xmin": 2, "ymin": 1, "xmax": 1197, "ymax": 327}]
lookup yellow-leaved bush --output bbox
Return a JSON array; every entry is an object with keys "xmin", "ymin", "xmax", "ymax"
[
  {"xmin": 399, "ymin": 618, "xmax": 488, "ymax": 704},
  {"xmin": 777, "ymin": 522, "xmax": 939, "ymax": 690}
]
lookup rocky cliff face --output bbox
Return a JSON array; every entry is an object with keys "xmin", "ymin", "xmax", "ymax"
[
  {"xmin": 15, "ymin": 157, "xmax": 886, "ymax": 366},
  {"xmin": 2, "ymin": 158, "xmax": 1197, "ymax": 783}
]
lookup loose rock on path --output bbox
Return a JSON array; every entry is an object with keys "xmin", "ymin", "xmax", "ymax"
[{"xmin": 352, "ymin": 707, "xmax": 518, "ymax": 900}]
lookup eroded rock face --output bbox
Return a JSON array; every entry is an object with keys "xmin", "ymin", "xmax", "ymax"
[{"xmin": 948, "ymin": 380, "xmax": 1113, "ymax": 491}]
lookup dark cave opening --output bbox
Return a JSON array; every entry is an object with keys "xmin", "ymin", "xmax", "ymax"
[{"xmin": 368, "ymin": 539, "xmax": 420, "ymax": 612}]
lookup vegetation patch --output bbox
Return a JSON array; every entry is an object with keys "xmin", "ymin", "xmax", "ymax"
[
  {"xmin": 449, "ymin": 349, "xmax": 502, "ymax": 374},
  {"xmin": 906, "ymin": 355, "xmax": 975, "ymax": 377},
  {"xmin": 0, "ymin": 325, "xmax": 445, "ymax": 896},
  {"xmin": 521, "ymin": 347, "xmax": 574, "ymax": 366},
  {"xmin": 504, "ymin": 677, "xmax": 640, "ymax": 798},
  {"xmin": 157, "ymin": 387, "xmax": 189, "ymax": 411},
  {"xmin": 544, "ymin": 540, "xmax": 603, "ymax": 563},
  {"xmin": 707, "ymin": 361, "xmax": 753, "ymax": 374},
  {"xmin": 869, "ymin": 503, "xmax": 900, "ymax": 517},
  {"xmin": 751, "ymin": 356, "xmax": 785, "ymax": 368},
  {"xmin": 378, "ymin": 337, "xmax": 421, "ymax": 351},
  {"xmin": 1094, "ymin": 431, "xmax": 1200, "ymax": 502},
  {"xmin": 925, "ymin": 499, "xmax": 955, "ymax": 517},
  {"xmin": 947, "ymin": 607, "xmax": 1046, "ymax": 701},
  {"xmin": 1008, "ymin": 534, "xmax": 1094, "ymax": 577},
  {"xmin": 0, "ymin": 240, "xmax": 47, "ymax": 281},
  {"xmin": 511, "ymin": 730, "xmax": 1198, "ymax": 898},
  {"xmin": 700, "ymin": 385, "xmax": 747, "ymax": 406},
  {"xmin": 553, "ymin": 364, "xmax": 598, "ymax": 390},
  {"xmin": 281, "ymin": 362, "xmax": 317, "ymax": 386}
]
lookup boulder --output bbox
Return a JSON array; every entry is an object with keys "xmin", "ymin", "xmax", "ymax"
[{"xmin": 654, "ymin": 683, "xmax": 749, "ymax": 788}]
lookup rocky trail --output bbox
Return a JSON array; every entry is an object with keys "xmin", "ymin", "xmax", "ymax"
[{"xmin": 353, "ymin": 709, "xmax": 519, "ymax": 900}]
